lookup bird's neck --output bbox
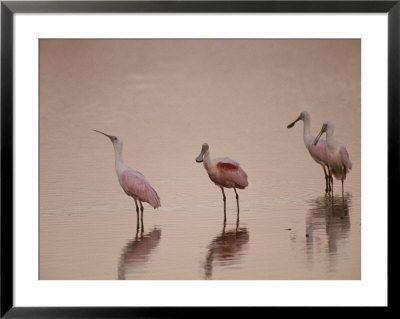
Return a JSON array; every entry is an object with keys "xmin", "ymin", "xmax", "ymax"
[
  {"xmin": 113, "ymin": 146, "xmax": 127, "ymax": 176},
  {"xmin": 325, "ymin": 132, "xmax": 335, "ymax": 148},
  {"xmin": 203, "ymin": 151, "xmax": 212, "ymax": 170},
  {"xmin": 302, "ymin": 118, "xmax": 313, "ymax": 147}
]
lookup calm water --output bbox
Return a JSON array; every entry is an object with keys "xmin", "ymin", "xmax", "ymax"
[{"xmin": 39, "ymin": 39, "xmax": 361, "ymax": 280}]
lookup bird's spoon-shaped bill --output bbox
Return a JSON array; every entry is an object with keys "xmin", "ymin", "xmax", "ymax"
[
  {"xmin": 287, "ymin": 115, "xmax": 301, "ymax": 129},
  {"xmin": 196, "ymin": 143, "xmax": 209, "ymax": 163},
  {"xmin": 196, "ymin": 151, "xmax": 204, "ymax": 163}
]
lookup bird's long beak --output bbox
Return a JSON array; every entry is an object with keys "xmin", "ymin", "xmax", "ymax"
[
  {"xmin": 313, "ymin": 124, "xmax": 327, "ymax": 145},
  {"xmin": 287, "ymin": 116, "xmax": 301, "ymax": 129},
  {"xmin": 195, "ymin": 149, "xmax": 205, "ymax": 163},
  {"xmin": 92, "ymin": 129, "xmax": 114, "ymax": 141}
]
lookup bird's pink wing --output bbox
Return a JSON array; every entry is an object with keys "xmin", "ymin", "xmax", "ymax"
[
  {"xmin": 340, "ymin": 147, "xmax": 352, "ymax": 172},
  {"xmin": 307, "ymin": 139, "xmax": 328, "ymax": 165},
  {"xmin": 216, "ymin": 160, "xmax": 248, "ymax": 189},
  {"xmin": 121, "ymin": 171, "xmax": 161, "ymax": 209},
  {"xmin": 215, "ymin": 157, "xmax": 240, "ymax": 166},
  {"xmin": 216, "ymin": 161, "xmax": 239, "ymax": 171}
]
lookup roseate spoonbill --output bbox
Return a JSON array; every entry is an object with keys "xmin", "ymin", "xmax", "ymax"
[
  {"xmin": 93, "ymin": 130, "xmax": 161, "ymax": 228},
  {"xmin": 287, "ymin": 111, "xmax": 331, "ymax": 193},
  {"xmin": 195, "ymin": 143, "xmax": 248, "ymax": 222},
  {"xmin": 313, "ymin": 121, "xmax": 352, "ymax": 196}
]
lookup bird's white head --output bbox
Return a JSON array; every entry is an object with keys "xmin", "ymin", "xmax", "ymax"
[
  {"xmin": 195, "ymin": 143, "xmax": 209, "ymax": 163},
  {"xmin": 324, "ymin": 121, "xmax": 335, "ymax": 136},
  {"xmin": 93, "ymin": 129, "xmax": 123, "ymax": 154},
  {"xmin": 313, "ymin": 121, "xmax": 334, "ymax": 145},
  {"xmin": 287, "ymin": 110, "xmax": 309, "ymax": 128}
]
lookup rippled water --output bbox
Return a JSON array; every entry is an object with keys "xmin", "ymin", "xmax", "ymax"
[{"xmin": 39, "ymin": 39, "xmax": 360, "ymax": 280}]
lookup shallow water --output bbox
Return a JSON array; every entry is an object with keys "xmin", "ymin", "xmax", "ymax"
[{"xmin": 39, "ymin": 39, "xmax": 361, "ymax": 280}]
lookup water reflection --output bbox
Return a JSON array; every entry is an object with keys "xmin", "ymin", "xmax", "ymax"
[
  {"xmin": 204, "ymin": 224, "xmax": 249, "ymax": 279},
  {"xmin": 118, "ymin": 227, "xmax": 161, "ymax": 280},
  {"xmin": 304, "ymin": 194, "xmax": 351, "ymax": 272}
]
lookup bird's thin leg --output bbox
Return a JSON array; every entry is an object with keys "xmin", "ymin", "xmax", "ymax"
[
  {"xmin": 221, "ymin": 187, "xmax": 226, "ymax": 223},
  {"xmin": 139, "ymin": 200, "xmax": 144, "ymax": 232},
  {"xmin": 233, "ymin": 187, "xmax": 239, "ymax": 219},
  {"xmin": 323, "ymin": 166, "xmax": 329, "ymax": 193},
  {"xmin": 134, "ymin": 198, "xmax": 140, "ymax": 230},
  {"xmin": 327, "ymin": 166, "xmax": 333, "ymax": 197},
  {"xmin": 234, "ymin": 187, "xmax": 240, "ymax": 213},
  {"xmin": 135, "ymin": 226, "xmax": 139, "ymax": 240}
]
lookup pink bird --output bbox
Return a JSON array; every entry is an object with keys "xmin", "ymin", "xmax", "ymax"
[
  {"xmin": 93, "ymin": 130, "xmax": 160, "ymax": 229},
  {"xmin": 196, "ymin": 143, "xmax": 248, "ymax": 222},
  {"xmin": 287, "ymin": 111, "xmax": 331, "ymax": 193},
  {"xmin": 313, "ymin": 121, "xmax": 352, "ymax": 196}
]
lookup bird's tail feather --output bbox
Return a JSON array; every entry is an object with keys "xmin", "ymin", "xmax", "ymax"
[{"xmin": 149, "ymin": 187, "xmax": 161, "ymax": 209}]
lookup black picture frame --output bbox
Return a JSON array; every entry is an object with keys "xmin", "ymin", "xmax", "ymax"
[{"xmin": 1, "ymin": 1, "xmax": 396, "ymax": 317}]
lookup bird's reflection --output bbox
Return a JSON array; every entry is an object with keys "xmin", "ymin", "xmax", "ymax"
[
  {"xmin": 118, "ymin": 227, "xmax": 161, "ymax": 280},
  {"xmin": 304, "ymin": 194, "xmax": 351, "ymax": 270},
  {"xmin": 204, "ymin": 222, "xmax": 249, "ymax": 279}
]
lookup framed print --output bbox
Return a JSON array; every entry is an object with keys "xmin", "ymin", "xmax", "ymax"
[{"xmin": 1, "ymin": 0, "xmax": 396, "ymax": 317}]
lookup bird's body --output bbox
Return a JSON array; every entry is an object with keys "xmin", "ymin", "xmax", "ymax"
[
  {"xmin": 196, "ymin": 143, "xmax": 248, "ymax": 222},
  {"xmin": 307, "ymin": 140, "xmax": 328, "ymax": 167},
  {"xmin": 120, "ymin": 170, "xmax": 161, "ymax": 209},
  {"xmin": 204, "ymin": 157, "xmax": 248, "ymax": 190},
  {"xmin": 287, "ymin": 111, "xmax": 330, "ymax": 192},
  {"xmin": 324, "ymin": 134, "xmax": 352, "ymax": 181},
  {"xmin": 313, "ymin": 121, "xmax": 352, "ymax": 196},
  {"xmin": 93, "ymin": 130, "xmax": 160, "ymax": 229}
]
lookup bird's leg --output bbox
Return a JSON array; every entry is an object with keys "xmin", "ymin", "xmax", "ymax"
[
  {"xmin": 134, "ymin": 199, "xmax": 140, "ymax": 230},
  {"xmin": 327, "ymin": 166, "xmax": 333, "ymax": 197},
  {"xmin": 140, "ymin": 201, "xmax": 144, "ymax": 213},
  {"xmin": 221, "ymin": 187, "xmax": 226, "ymax": 223},
  {"xmin": 323, "ymin": 166, "xmax": 329, "ymax": 193},
  {"xmin": 234, "ymin": 187, "xmax": 240, "ymax": 213},
  {"xmin": 139, "ymin": 200, "xmax": 144, "ymax": 232}
]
